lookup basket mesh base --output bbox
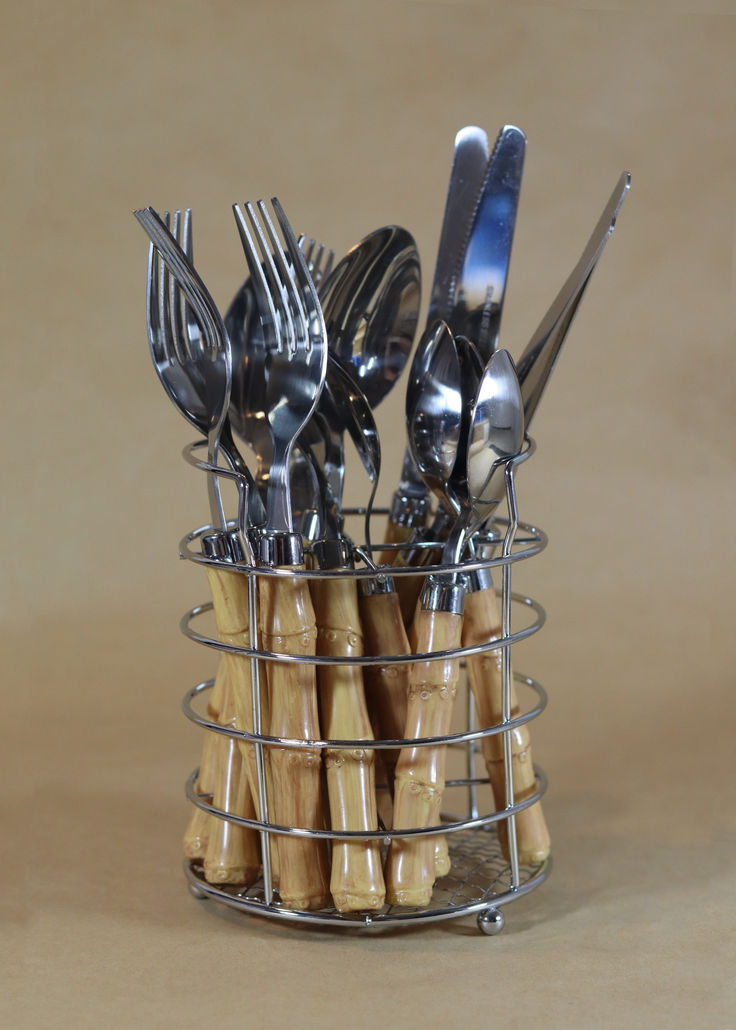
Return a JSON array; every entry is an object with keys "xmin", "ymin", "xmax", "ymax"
[{"xmin": 185, "ymin": 825, "xmax": 549, "ymax": 931}]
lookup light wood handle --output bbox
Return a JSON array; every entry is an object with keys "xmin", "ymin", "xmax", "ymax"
[
  {"xmin": 311, "ymin": 576, "xmax": 385, "ymax": 912},
  {"xmin": 358, "ymin": 588, "xmax": 412, "ymax": 797},
  {"xmin": 205, "ymin": 566, "xmax": 279, "ymax": 882},
  {"xmin": 462, "ymin": 586, "xmax": 550, "ymax": 865},
  {"xmin": 182, "ymin": 663, "xmax": 223, "ymax": 861},
  {"xmin": 377, "ymin": 519, "xmax": 416, "ymax": 568},
  {"xmin": 202, "ymin": 677, "xmax": 261, "ymax": 885},
  {"xmin": 183, "ymin": 569, "xmax": 250, "ymax": 865},
  {"xmin": 259, "ymin": 571, "xmax": 331, "ymax": 911},
  {"xmin": 385, "ymin": 608, "xmax": 463, "ymax": 907}
]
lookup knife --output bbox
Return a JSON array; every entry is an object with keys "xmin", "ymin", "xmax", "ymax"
[
  {"xmin": 451, "ymin": 124, "xmax": 526, "ymax": 363},
  {"xmin": 385, "ymin": 125, "xmax": 491, "ymax": 541}
]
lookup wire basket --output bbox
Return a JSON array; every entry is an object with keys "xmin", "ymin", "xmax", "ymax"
[{"xmin": 176, "ymin": 439, "xmax": 550, "ymax": 936}]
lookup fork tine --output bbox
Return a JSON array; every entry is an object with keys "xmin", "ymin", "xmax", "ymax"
[
  {"xmin": 232, "ymin": 202, "xmax": 279, "ymax": 348},
  {"xmin": 169, "ymin": 210, "xmax": 191, "ymax": 362},
  {"xmin": 271, "ymin": 197, "xmax": 324, "ymax": 349},
  {"xmin": 159, "ymin": 212, "xmax": 186, "ymax": 365},
  {"xmin": 257, "ymin": 200, "xmax": 306, "ymax": 355},
  {"xmin": 134, "ymin": 206, "xmax": 226, "ymax": 365},
  {"xmin": 321, "ymin": 248, "xmax": 335, "ymax": 283},
  {"xmin": 302, "ymin": 236, "xmax": 316, "ymax": 268},
  {"xmin": 145, "ymin": 238, "xmax": 166, "ymax": 365},
  {"xmin": 245, "ymin": 201, "xmax": 294, "ymax": 355},
  {"xmin": 180, "ymin": 209, "xmax": 204, "ymax": 358}
]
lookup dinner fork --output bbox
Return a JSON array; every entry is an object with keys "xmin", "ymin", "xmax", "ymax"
[
  {"xmin": 232, "ymin": 197, "xmax": 332, "ymax": 911},
  {"xmin": 232, "ymin": 198, "xmax": 328, "ymax": 546}
]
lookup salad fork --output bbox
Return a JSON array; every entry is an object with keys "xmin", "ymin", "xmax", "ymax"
[
  {"xmin": 135, "ymin": 207, "xmax": 264, "ymax": 537},
  {"xmin": 134, "ymin": 205, "xmax": 267, "ymax": 884}
]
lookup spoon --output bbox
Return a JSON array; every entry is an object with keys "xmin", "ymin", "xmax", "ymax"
[
  {"xmin": 301, "ymin": 352, "xmax": 381, "ymax": 545},
  {"xmin": 303, "ymin": 361, "xmax": 387, "ymax": 915},
  {"xmin": 458, "ymin": 354, "xmax": 551, "ymax": 869},
  {"xmin": 384, "ymin": 346, "xmax": 524, "ymax": 907},
  {"xmin": 318, "ymin": 226, "xmax": 421, "ymax": 410}
]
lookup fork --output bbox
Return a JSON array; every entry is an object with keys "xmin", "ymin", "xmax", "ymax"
[
  {"xmin": 224, "ymin": 234, "xmax": 334, "ymax": 518},
  {"xmin": 232, "ymin": 197, "xmax": 332, "ymax": 911},
  {"xmin": 135, "ymin": 207, "xmax": 267, "ymax": 884}
]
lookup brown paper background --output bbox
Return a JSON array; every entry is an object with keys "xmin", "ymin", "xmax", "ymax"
[{"xmin": 3, "ymin": 0, "xmax": 735, "ymax": 1026}]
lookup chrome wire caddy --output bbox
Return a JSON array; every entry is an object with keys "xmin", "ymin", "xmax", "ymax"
[{"xmin": 178, "ymin": 438, "xmax": 550, "ymax": 936}]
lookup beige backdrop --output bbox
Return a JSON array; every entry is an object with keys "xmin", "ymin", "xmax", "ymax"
[{"xmin": 3, "ymin": 0, "xmax": 735, "ymax": 1026}]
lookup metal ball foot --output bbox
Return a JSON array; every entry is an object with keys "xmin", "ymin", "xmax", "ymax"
[
  {"xmin": 477, "ymin": 906, "xmax": 505, "ymax": 936},
  {"xmin": 189, "ymin": 881, "xmax": 210, "ymax": 901}
]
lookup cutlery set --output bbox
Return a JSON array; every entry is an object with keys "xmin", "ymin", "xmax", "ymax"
[{"xmin": 136, "ymin": 125, "xmax": 629, "ymax": 932}]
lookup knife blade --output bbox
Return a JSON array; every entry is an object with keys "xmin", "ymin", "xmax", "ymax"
[
  {"xmin": 451, "ymin": 124, "xmax": 526, "ymax": 363},
  {"xmin": 393, "ymin": 126, "xmax": 490, "ymax": 507}
]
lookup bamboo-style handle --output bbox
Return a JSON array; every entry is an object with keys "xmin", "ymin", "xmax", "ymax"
[
  {"xmin": 385, "ymin": 608, "xmax": 463, "ymax": 907},
  {"xmin": 182, "ymin": 577, "xmax": 244, "ymax": 863},
  {"xmin": 377, "ymin": 519, "xmax": 416, "ymax": 568},
  {"xmin": 203, "ymin": 679, "xmax": 261, "ymax": 885},
  {"xmin": 259, "ymin": 571, "xmax": 331, "ymax": 911},
  {"xmin": 358, "ymin": 587, "xmax": 411, "ymax": 799},
  {"xmin": 311, "ymin": 577, "xmax": 385, "ymax": 912},
  {"xmin": 462, "ymin": 585, "xmax": 550, "ymax": 865},
  {"xmin": 205, "ymin": 566, "xmax": 279, "ymax": 882},
  {"xmin": 182, "ymin": 668, "xmax": 222, "ymax": 860}
]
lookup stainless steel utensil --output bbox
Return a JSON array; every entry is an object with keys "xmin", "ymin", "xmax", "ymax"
[
  {"xmin": 232, "ymin": 195, "xmax": 332, "ymax": 911},
  {"xmin": 135, "ymin": 207, "xmax": 235, "ymax": 531},
  {"xmin": 516, "ymin": 170, "xmax": 631, "ymax": 422},
  {"xmin": 479, "ymin": 171, "xmax": 631, "ymax": 507},
  {"xmin": 231, "ymin": 199, "xmax": 328, "ymax": 547},
  {"xmin": 302, "ymin": 352, "xmax": 381, "ymax": 547},
  {"xmin": 451, "ymin": 125, "xmax": 526, "ymax": 363},
  {"xmin": 305, "ymin": 352, "xmax": 387, "ymax": 913},
  {"xmin": 317, "ymin": 225, "xmax": 421, "ymax": 409},
  {"xmin": 385, "ymin": 347, "xmax": 525, "ymax": 907},
  {"xmin": 387, "ymin": 125, "xmax": 494, "ymax": 539},
  {"xmin": 224, "ymin": 238, "xmax": 335, "ymax": 501}
]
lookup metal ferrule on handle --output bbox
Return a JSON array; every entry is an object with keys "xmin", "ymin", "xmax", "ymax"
[
  {"xmin": 256, "ymin": 530, "xmax": 304, "ymax": 568},
  {"xmin": 311, "ymin": 537, "xmax": 354, "ymax": 571},
  {"xmin": 421, "ymin": 573, "xmax": 467, "ymax": 615},
  {"xmin": 358, "ymin": 572, "xmax": 397, "ymax": 598}
]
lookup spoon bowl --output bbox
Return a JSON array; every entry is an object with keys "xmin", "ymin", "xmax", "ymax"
[
  {"xmin": 319, "ymin": 225, "xmax": 421, "ymax": 409},
  {"xmin": 406, "ymin": 320, "xmax": 463, "ymax": 520}
]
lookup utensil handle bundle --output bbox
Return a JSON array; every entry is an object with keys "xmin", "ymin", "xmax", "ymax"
[
  {"xmin": 203, "ymin": 679, "xmax": 261, "ymax": 885},
  {"xmin": 358, "ymin": 587, "xmax": 411, "ymax": 796},
  {"xmin": 462, "ymin": 584, "xmax": 550, "ymax": 865},
  {"xmin": 182, "ymin": 665, "xmax": 223, "ymax": 860},
  {"xmin": 385, "ymin": 608, "xmax": 463, "ymax": 907},
  {"xmin": 310, "ymin": 576, "xmax": 385, "ymax": 912},
  {"xmin": 377, "ymin": 519, "xmax": 417, "ymax": 568},
  {"xmin": 259, "ymin": 571, "xmax": 331, "ymax": 910},
  {"xmin": 205, "ymin": 566, "xmax": 279, "ymax": 882}
]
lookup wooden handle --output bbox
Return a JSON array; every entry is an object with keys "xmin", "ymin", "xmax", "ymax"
[
  {"xmin": 462, "ymin": 585, "xmax": 550, "ymax": 865},
  {"xmin": 183, "ymin": 568, "xmax": 252, "ymax": 865},
  {"xmin": 259, "ymin": 571, "xmax": 331, "ymax": 911},
  {"xmin": 385, "ymin": 608, "xmax": 462, "ymax": 907},
  {"xmin": 377, "ymin": 519, "xmax": 416, "ymax": 568},
  {"xmin": 311, "ymin": 576, "xmax": 385, "ymax": 912},
  {"xmin": 182, "ymin": 663, "xmax": 223, "ymax": 860},
  {"xmin": 202, "ymin": 677, "xmax": 261, "ymax": 885},
  {"xmin": 358, "ymin": 588, "xmax": 412, "ymax": 799},
  {"xmin": 206, "ymin": 566, "xmax": 280, "ymax": 882}
]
